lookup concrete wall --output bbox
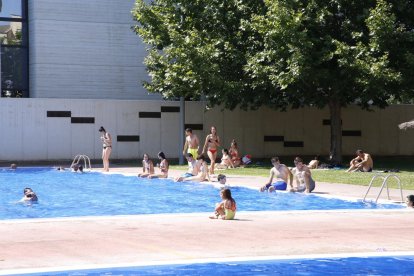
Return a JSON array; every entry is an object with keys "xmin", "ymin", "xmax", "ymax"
[
  {"xmin": 28, "ymin": 0, "xmax": 160, "ymax": 100},
  {"xmin": 0, "ymin": 99, "xmax": 413, "ymax": 162}
]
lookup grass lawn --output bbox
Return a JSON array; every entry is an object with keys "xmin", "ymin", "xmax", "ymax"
[{"xmin": 170, "ymin": 156, "xmax": 414, "ymax": 190}]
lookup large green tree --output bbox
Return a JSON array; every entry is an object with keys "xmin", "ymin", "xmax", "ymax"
[{"xmin": 132, "ymin": 0, "xmax": 414, "ymax": 164}]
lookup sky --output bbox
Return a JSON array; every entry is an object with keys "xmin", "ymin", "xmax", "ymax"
[{"xmin": 0, "ymin": 0, "xmax": 22, "ymax": 18}]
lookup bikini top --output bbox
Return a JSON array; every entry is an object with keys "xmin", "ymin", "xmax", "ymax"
[
  {"xmin": 144, "ymin": 160, "xmax": 152, "ymax": 170},
  {"xmin": 208, "ymin": 135, "xmax": 218, "ymax": 143},
  {"xmin": 160, "ymin": 160, "xmax": 168, "ymax": 173}
]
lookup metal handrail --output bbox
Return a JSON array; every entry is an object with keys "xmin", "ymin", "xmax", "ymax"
[
  {"xmin": 70, "ymin": 154, "xmax": 92, "ymax": 171},
  {"xmin": 363, "ymin": 173, "xmax": 403, "ymax": 203}
]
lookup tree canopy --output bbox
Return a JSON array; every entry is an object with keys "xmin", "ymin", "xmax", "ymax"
[{"xmin": 132, "ymin": 0, "xmax": 414, "ymax": 163}]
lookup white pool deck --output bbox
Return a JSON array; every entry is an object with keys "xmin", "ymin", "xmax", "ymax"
[{"xmin": 1, "ymin": 167, "xmax": 413, "ymax": 274}]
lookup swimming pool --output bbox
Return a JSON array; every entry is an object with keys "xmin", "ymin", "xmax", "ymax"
[
  {"xmin": 0, "ymin": 168, "xmax": 403, "ymax": 219},
  {"xmin": 12, "ymin": 254, "xmax": 414, "ymax": 275}
]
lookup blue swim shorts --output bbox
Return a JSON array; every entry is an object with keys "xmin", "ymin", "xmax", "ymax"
[
  {"xmin": 182, "ymin": 172, "xmax": 194, "ymax": 178},
  {"xmin": 272, "ymin": 181, "xmax": 287, "ymax": 191}
]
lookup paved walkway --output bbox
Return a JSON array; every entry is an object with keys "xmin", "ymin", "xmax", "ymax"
[{"xmin": 1, "ymin": 167, "xmax": 413, "ymax": 274}]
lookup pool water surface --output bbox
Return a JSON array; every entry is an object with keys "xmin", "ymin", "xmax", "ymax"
[
  {"xmin": 0, "ymin": 168, "xmax": 404, "ymax": 220},
  {"xmin": 19, "ymin": 255, "xmax": 414, "ymax": 275}
]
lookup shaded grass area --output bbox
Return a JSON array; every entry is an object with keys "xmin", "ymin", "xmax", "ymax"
[{"xmin": 170, "ymin": 156, "xmax": 414, "ymax": 190}]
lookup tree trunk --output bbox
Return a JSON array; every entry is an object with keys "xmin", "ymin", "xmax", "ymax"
[{"xmin": 328, "ymin": 99, "xmax": 342, "ymax": 165}]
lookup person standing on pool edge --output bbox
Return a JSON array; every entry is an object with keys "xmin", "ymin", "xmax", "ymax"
[
  {"xmin": 202, "ymin": 126, "xmax": 220, "ymax": 175},
  {"xmin": 99, "ymin": 126, "xmax": 112, "ymax": 172}
]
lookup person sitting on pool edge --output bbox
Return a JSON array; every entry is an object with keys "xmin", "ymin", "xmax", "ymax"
[
  {"xmin": 406, "ymin": 195, "xmax": 414, "ymax": 208},
  {"xmin": 175, "ymin": 153, "xmax": 199, "ymax": 182},
  {"xmin": 138, "ymin": 153, "xmax": 155, "ymax": 178},
  {"xmin": 347, "ymin": 149, "xmax": 373, "ymax": 172},
  {"xmin": 209, "ymin": 188, "xmax": 237, "ymax": 220},
  {"xmin": 148, "ymin": 151, "xmax": 169, "ymax": 179},
  {"xmin": 20, "ymin": 187, "xmax": 38, "ymax": 202},
  {"xmin": 181, "ymin": 155, "xmax": 211, "ymax": 182},
  {"xmin": 290, "ymin": 157, "xmax": 316, "ymax": 193},
  {"xmin": 260, "ymin": 157, "xmax": 292, "ymax": 192}
]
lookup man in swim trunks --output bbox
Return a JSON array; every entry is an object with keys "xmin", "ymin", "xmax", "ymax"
[
  {"xmin": 290, "ymin": 157, "xmax": 316, "ymax": 193},
  {"xmin": 347, "ymin": 149, "xmax": 373, "ymax": 172},
  {"xmin": 183, "ymin": 128, "xmax": 199, "ymax": 160},
  {"xmin": 175, "ymin": 153, "xmax": 199, "ymax": 182},
  {"xmin": 260, "ymin": 157, "xmax": 293, "ymax": 192}
]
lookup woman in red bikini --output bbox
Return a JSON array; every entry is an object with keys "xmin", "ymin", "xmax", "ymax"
[
  {"xmin": 229, "ymin": 139, "xmax": 241, "ymax": 167},
  {"xmin": 202, "ymin": 126, "xmax": 220, "ymax": 175}
]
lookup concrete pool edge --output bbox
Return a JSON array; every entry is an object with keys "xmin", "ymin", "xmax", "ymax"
[
  {"xmin": 2, "ymin": 251, "xmax": 414, "ymax": 275},
  {"xmin": 1, "ymin": 208, "xmax": 413, "ymax": 272},
  {"xmin": 0, "ymin": 208, "xmax": 410, "ymax": 224}
]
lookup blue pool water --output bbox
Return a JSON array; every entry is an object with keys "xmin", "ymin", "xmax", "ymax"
[
  {"xmin": 0, "ymin": 168, "xmax": 403, "ymax": 219},
  {"xmin": 22, "ymin": 255, "xmax": 414, "ymax": 275}
]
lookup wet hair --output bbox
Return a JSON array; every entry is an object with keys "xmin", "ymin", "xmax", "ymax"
[
  {"xmin": 23, "ymin": 187, "xmax": 33, "ymax": 194},
  {"xmin": 186, "ymin": 153, "xmax": 193, "ymax": 158},
  {"xmin": 185, "ymin": 128, "xmax": 193, "ymax": 133},
  {"xmin": 218, "ymin": 174, "xmax": 226, "ymax": 181},
  {"xmin": 99, "ymin": 126, "xmax": 106, "ymax": 132},
  {"xmin": 221, "ymin": 188, "xmax": 235, "ymax": 204},
  {"xmin": 197, "ymin": 154, "xmax": 206, "ymax": 161},
  {"xmin": 158, "ymin": 151, "xmax": 166, "ymax": 160},
  {"xmin": 223, "ymin": 149, "xmax": 229, "ymax": 155},
  {"xmin": 271, "ymin": 157, "xmax": 280, "ymax": 163},
  {"xmin": 407, "ymin": 195, "xmax": 414, "ymax": 205},
  {"xmin": 356, "ymin": 149, "xmax": 364, "ymax": 154}
]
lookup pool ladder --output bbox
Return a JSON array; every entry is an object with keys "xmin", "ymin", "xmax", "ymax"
[
  {"xmin": 363, "ymin": 174, "xmax": 403, "ymax": 203},
  {"xmin": 70, "ymin": 154, "xmax": 92, "ymax": 171}
]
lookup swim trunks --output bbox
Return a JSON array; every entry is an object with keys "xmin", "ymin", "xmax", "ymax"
[
  {"xmin": 187, "ymin": 148, "xmax": 198, "ymax": 159},
  {"xmin": 182, "ymin": 172, "xmax": 194, "ymax": 178},
  {"xmin": 297, "ymin": 178, "xmax": 316, "ymax": 193},
  {"xmin": 272, "ymin": 181, "xmax": 287, "ymax": 191}
]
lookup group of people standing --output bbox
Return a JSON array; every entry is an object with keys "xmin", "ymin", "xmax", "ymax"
[{"xmin": 183, "ymin": 126, "xmax": 242, "ymax": 175}]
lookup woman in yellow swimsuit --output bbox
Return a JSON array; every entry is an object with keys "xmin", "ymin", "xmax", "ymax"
[{"xmin": 210, "ymin": 188, "xmax": 237, "ymax": 220}]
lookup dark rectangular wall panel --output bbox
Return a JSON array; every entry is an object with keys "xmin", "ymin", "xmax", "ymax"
[
  {"xmin": 284, "ymin": 141, "xmax": 304, "ymax": 147},
  {"xmin": 161, "ymin": 106, "xmax": 180, "ymax": 112},
  {"xmin": 342, "ymin": 130, "xmax": 362, "ymax": 136},
  {"xmin": 47, "ymin": 111, "xmax": 71, "ymax": 117},
  {"xmin": 264, "ymin": 136, "xmax": 284, "ymax": 142},
  {"xmin": 185, "ymin": 124, "xmax": 203, "ymax": 130},
  {"xmin": 117, "ymin": 135, "xmax": 140, "ymax": 142},
  {"xmin": 139, "ymin": 112, "xmax": 161, "ymax": 118},
  {"xmin": 322, "ymin": 119, "xmax": 342, "ymax": 125},
  {"xmin": 71, "ymin": 117, "xmax": 95, "ymax": 124}
]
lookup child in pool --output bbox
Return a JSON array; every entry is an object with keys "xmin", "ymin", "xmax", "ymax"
[
  {"xmin": 406, "ymin": 195, "xmax": 414, "ymax": 208},
  {"xmin": 210, "ymin": 188, "xmax": 236, "ymax": 220}
]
